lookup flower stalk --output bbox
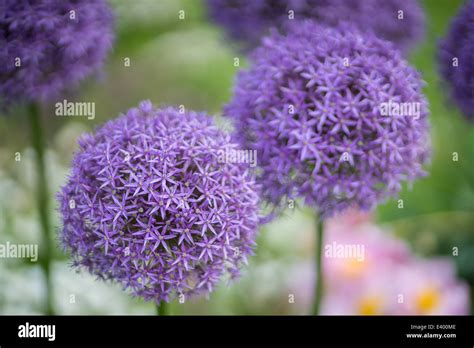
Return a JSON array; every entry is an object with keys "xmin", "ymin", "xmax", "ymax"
[
  {"xmin": 157, "ymin": 302, "xmax": 169, "ymax": 316},
  {"xmin": 27, "ymin": 103, "xmax": 53, "ymax": 315},
  {"xmin": 312, "ymin": 215, "xmax": 324, "ymax": 315}
]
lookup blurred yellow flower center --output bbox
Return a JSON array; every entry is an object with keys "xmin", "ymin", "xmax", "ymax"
[
  {"xmin": 357, "ymin": 296, "xmax": 382, "ymax": 315},
  {"xmin": 416, "ymin": 287, "xmax": 440, "ymax": 314},
  {"xmin": 342, "ymin": 258, "xmax": 367, "ymax": 278}
]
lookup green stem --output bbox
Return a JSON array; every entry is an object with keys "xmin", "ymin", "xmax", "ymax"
[
  {"xmin": 27, "ymin": 103, "xmax": 53, "ymax": 315},
  {"xmin": 312, "ymin": 215, "xmax": 324, "ymax": 315},
  {"xmin": 157, "ymin": 301, "xmax": 169, "ymax": 316}
]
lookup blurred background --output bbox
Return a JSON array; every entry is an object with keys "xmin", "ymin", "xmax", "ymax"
[{"xmin": 0, "ymin": 0, "xmax": 473, "ymax": 315}]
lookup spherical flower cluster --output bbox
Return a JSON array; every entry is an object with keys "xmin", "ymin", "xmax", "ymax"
[
  {"xmin": 225, "ymin": 21, "xmax": 430, "ymax": 217},
  {"xmin": 58, "ymin": 102, "xmax": 260, "ymax": 303},
  {"xmin": 0, "ymin": 0, "xmax": 114, "ymax": 107},
  {"xmin": 438, "ymin": 0, "xmax": 474, "ymax": 121},
  {"xmin": 207, "ymin": 0, "xmax": 425, "ymax": 52}
]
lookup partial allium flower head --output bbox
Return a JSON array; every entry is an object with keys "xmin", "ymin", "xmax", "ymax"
[
  {"xmin": 58, "ymin": 102, "xmax": 260, "ymax": 303},
  {"xmin": 207, "ymin": 0, "xmax": 425, "ymax": 52},
  {"xmin": 438, "ymin": 0, "xmax": 474, "ymax": 121},
  {"xmin": 0, "ymin": 0, "xmax": 114, "ymax": 107},
  {"xmin": 225, "ymin": 21, "xmax": 430, "ymax": 217}
]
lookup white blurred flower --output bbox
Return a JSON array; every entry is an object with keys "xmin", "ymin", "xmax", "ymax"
[
  {"xmin": 0, "ymin": 264, "xmax": 44, "ymax": 314},
  {"xmin": 52, "ymin": 262, "xmax": 153, "ymax": 315}
]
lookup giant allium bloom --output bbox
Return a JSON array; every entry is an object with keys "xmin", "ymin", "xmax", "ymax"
[
  {"xmin": 58, "ymin": 102, "xmax": 260, "ymax": 303},
  {"xmin": 207, "ymin": 0, "xmax": 425, "ymax": 52},
  {"xmin": 438, "ymin": 0, "xmax": 474, "ymax": 121},
  {"xmin": 225, "ymin": 21, "xmax": 430, "ymax": 217},
  {"xmin": 0, "ymin": 0, "xmax": 114, "ymax": 106}
]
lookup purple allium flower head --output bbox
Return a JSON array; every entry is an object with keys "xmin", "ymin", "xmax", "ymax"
[
  {"xmin": 0, "ymin": 0, "xmax": 114, "ymax": 107},
  {"xmin": 225, "ymin": 21, "xmax": 430, "ymax": 217},
  {"xmin": 438, "ymin": 0, "xmax": 474, "ymax": 121},
  {"xmin": 58, "ymin": 102, "xmax": 260, "ymax": 303},
  {"xmin": 207, "ymin": 0, "xmax": 425, "ymax": 52}
]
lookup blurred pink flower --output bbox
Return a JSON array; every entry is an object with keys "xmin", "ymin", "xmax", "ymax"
[
  {"xmin": 322, "ymin": 270, "xmax": 398, "ymax": 315},
  {"xmin": 393, "ymin": 258, "xmax": 470, "ymax": 315},
  {"xmin": 323, "ymin": 211, "xmax": 410, "ymax": 289},
  {"xmin": 285, "ymin": 211, "xmax": 470, "ymax": 315},
  {"xmin": 322, "ymin": 257, "xmax": 470, "ymax": 315}
]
